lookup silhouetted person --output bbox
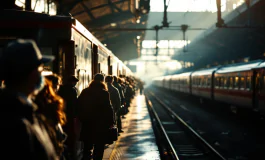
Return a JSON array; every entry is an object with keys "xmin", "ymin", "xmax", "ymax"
[
  {"xmin": 58, "ymin": 75, "xmax": 79, "ymax": 160},
  {"xmin": 35, "ymin": 77, "xmax": 67, "ymax": 159},
  {"xmin": 78, "ymin": 73, "xmax": 115, "ymax": 160},
  {"xmin": 0, "ymin": 39, "xmax": 57, "ymax": 159}
]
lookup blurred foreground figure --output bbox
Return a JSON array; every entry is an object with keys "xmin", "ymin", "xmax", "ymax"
[
  {"xmin": 0, "ymin": 39, "xmax": 57, "ymax": 159},
  {"xmin": 58, "ymin": 75, "xmax": 79, "ymax": 160},
  {"xmin": 35, "ymin": 77, "xmax": 67, "ymax": 159}
]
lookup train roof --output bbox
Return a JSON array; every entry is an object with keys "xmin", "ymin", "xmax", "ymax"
[
  {"xmin": 163, "ymin": 75, "xmax": 172, "ymax": 80},
  {"xmin": 73, "ymin": 20, "xmax": 113, "ymax": 56},
  {"xmin": 252, "ymin": 61, "xmax": 265, "ymax": 69},
  {"xmin": 171, "ymin": 72, "xmax": 192, "ymax": 78},
  {"xmin": 192, "ymin": 67, "xmax": 220, "ymax": 76},
  {"xmin": 215, "ymin": 59, "xmax": 264, "ymax": 74},
  {"xmin": 152, "ymin": 76, "xmax": 165, "ymax": 81}
]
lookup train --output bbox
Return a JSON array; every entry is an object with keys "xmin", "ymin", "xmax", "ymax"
[
  {"xmin": 0, "ymin": 10, "xmax": 133, "ymax": 93},
  {"xmin": 152, "ymin": 59, "xmax": 265, "ymax": 115}
]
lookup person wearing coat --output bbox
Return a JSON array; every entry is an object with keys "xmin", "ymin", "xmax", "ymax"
[
  {"xmin": 0, "ymin": 39, "xmax": 57, "ymax": 159},
  {"xmin": 105, "ymin": 75, "xmax": 121, "ymax": 113},
  {"xmin": 57, "ymin": 75, "xmax": 79, "ymax": 160},
  {"xmin": 35, "ymin": 77, "xmax": 67, "ymax": 159},
  {"xmin": 78, "ymin": 73, "xmax": 115, "ymax": 160}
]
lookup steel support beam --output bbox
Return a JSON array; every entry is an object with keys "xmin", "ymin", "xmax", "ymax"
[
  {"xmin": 80, "ymin": 2, "xmax": 95, "ymax": 20},
  {"xmin": 73, "ymin": 0, "xmax": 127, "ymax": 16},
  {"xmin": 89, "ymin": 27, "xmax": 206, "ymax": 31},
  {"xmin": 85, "ymin": 11, "xmax": 134, "ymax": 28}
]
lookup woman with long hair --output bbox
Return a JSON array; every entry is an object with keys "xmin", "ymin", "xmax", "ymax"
[
  {"xmin": 78, "ymin": 73, "xmax": 115, "ymax": 160},
  {"xmin": 45, "ymin": 74, "xmax": 62, "ymax": 93},
  {"xmin": 35, "ymin": 76, "xmax": 67, "ymax": 159}
]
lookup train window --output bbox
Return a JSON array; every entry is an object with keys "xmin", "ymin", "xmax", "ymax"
[
  {"xmin": 227, "ymin": 77, "xmax": 230, "ymax": 88},
  {"xmin": 240, "ymin": 77, "xmax": 245, "ymax": 90},
  {"xmin": 234, "ymin": 77, "xmax": 239, "ymax": 89},
  {"xmin": 223, "ymin": 77, "xmax": 227, "ymax": 88},
  {"xmin": 229, "ymin": 77, "xmax": 233, "ymax": 88},
  {"xmin": 203, "ymin": 78, "xmax": 207, "ymax": 87},
  {"xmin": 215, "ymin": 77, "xmax": 219, "ymax": 88},
  {"xmin": 207, "ymin": 78, "xmax": 211, "ymax": 87},
  {"xmin": 200, "ymin": 78, "xmax": 203, "ymax": 86},
  {"xmin": 246, "ymin": 76, "xmax": 251, "ymax": 90},
  {"xmin": 220, "ymin": 77, "xmax": 224, "ymax": 88}
]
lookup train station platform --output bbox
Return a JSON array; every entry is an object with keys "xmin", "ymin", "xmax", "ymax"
[{"xmin": 103, "ymin": 94, "xmax": 160, "ymax": 160}]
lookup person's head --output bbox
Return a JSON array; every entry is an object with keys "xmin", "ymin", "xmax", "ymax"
[
  {"xmin": 88, "ymin": 73, "xmax": 107, "ymax": 90},
  {"xmin": 118, "ymin": 77, "xmax": 124, "ymax": 84},
  {"xmin": 35, "ymin": 78, "xmax": 66, "ymax": 126},
  {"xmin": 113, "ymin": 76, "xmax": 118, "ymax": 83},
  {"xmin": 67, "ymin": 75, "xmax": 79, "ymax": 87},
  {"xmin": 0, "ymin": 39, "xmax": 54, "ymax": 95},
  {"xmin": 94, "ymin": 73, "xmax": 105, "ymax": 82},
  {"xmin": 45, "ymin": 74, "xmax": 62, "ymax": 92},
  {"xmin": 105, "ymin": 75, "xmax": 113, "ymax": 84}
]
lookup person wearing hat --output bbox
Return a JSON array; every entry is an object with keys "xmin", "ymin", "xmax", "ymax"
[
  {"xmin": 77, "ymin": 73, "xmax": 115, "ymax": 160},
  {"xmin": 57, "ymin": 75, "xmax": 79, "ymax": 160},
  {"xmin": 0, "ymin": 39, "xmax": 57, "ymax": 159}
]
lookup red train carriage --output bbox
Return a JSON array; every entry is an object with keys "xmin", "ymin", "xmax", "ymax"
[
  {"xmin": 191, "ymin": 67, "xmax": 219, "ymax": 100},
  {"xmin": 213, "ymin": 60, "xmax": 263, "ymax": 111},
  {"xmin": 250, "ymin": 61, "xmax": 265, "ymax": 114},
  {"xmin": 171, "ymin": 72, "xmax": 192, "ymax": 94},
  {"xmin": 152, "ymin": 59, "xmax": 265, "ymax": 115},
  {"xmin": 163, "ymin": 75, "xmax": 172, "ymax": 90}
]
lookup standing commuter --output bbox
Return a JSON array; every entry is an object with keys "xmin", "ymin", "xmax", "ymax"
[
  {"xmin": 45, "ymin": 73, "xmax": 62, "ymax": 93},
  {"xmin": 0, "ymin": 39, "xmax": 57, "ymax": 159},
  {"xmin": 113, "ymin": 76, "xmax": 125, "ymax": 132},
  {"xmin": 35, "ymin": 77, "xmax": 67, "ymax": 159},
  {"xmin": 105, "ymin": 76, "xmax": 122, "ymax": 132},
  {"xmin": 58, "ymin": 75, "xmax": 79, "ymax": 160},
  {"xmin": 78, "ymin": 73, "xmax": 115, "ymax": 160}
]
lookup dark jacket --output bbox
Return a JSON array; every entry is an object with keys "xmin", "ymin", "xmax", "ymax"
[
  {"xmin": 58, "ymin": 84, "xmax": 78, "ymax": 119},
  {"xmin": 0, "ymin": 89, "xmax": 58, "ymax": 160},
  {"xmin": 113, "ymin": 81, "xmax": 125, "ymax": 104},
  {"xmin": 106, "ymin": 83, "xmax": 121, "ymax": 113},
  {"xmin": 77, "ymin": 82, "xmax": 114, "ymax": 144}
]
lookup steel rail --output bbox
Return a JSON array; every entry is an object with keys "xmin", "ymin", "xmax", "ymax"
[
  {"xmin": 148, "ymin": 91, "xmax": 227, "ymax": 160},
  {"xmin": 145, "ymin": 96, "xmax": 179, "ymax": 160}
]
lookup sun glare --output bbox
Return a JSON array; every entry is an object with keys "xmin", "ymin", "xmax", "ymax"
[{"xmin": 150, "ymin": 0, "xmax": 227, "ymax": 12}]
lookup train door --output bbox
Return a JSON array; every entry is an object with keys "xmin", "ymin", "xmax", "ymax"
[
  {"xmin": 58, "ymin": 40, "xmax": 75, "ymax": 83},
  {"xmin": 92, "ymin": 44, "xmax": 98, "ymax": 77},
  {"xmin": 117, "ymin": 62, "xmax": 119, "ymax": 76},
  {"xmin": 253, "ymin": 69, "xmax": 261, "ymax": 111},
  {"xmin": 85, "ymin": 45, "xmax": 93, "ymax": 85},
  {"xmin": 254, "ymin": 69, "xmax": 265, "ymax": 113},
  {"xmin": 77, "ymin": 69, "xmax": 86, "ymax": 95},
  {"xmin": 108, "ymin": 56, "xmax": 112, "ymax": 75}
]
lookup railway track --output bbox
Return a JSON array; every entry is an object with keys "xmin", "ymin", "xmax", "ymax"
[{"xmin": 145, "ymin": 91, "xmax": 227, "ymax": 160}]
